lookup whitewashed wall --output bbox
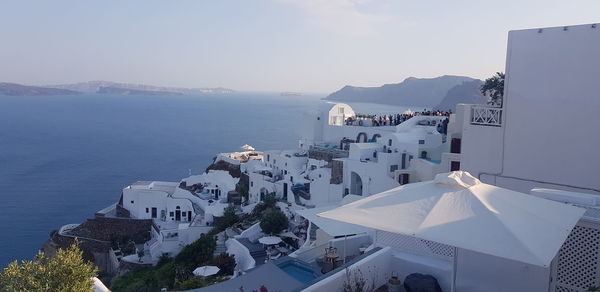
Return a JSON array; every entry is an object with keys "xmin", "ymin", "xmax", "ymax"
[{"xmin": 462, "ymin": 24, "xmax": 600, "ymax": 193}]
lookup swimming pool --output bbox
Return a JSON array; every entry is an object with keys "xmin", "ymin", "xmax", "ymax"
[{"xmin": 278, "ymin": 262, "xmax": 320, "ymax": 283}]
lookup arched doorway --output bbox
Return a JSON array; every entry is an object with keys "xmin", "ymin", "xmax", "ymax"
[
  {"xmin": 350, "ymin": 172, "xmax": 363, "ymax": 196},
  {"xmin": 260, "ymin": 187, "xmax": 268, "ymax": 201},
  {"xmin": 356, "ymin": 132, "xmax": 368, "ymax": 143}
]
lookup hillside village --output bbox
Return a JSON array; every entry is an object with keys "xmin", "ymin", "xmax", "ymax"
[{"xmin": 44, "ymin": 23, "xmax": 600, "ymax": 292}]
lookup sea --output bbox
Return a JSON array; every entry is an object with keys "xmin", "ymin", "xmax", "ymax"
[{"xmin": 0, "ymin": 93, "xmax": 415, "ymax": 267}]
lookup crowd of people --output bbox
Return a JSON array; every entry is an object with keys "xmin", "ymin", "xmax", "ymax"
[{"xmin": 345, "ymin": 110, "xmax": 452, "ymax": 127}]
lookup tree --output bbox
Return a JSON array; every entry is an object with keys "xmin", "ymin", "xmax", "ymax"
[
  {"xmin": 175, "ymin": 234, "xmax": 217, "ymax": 270},
  {"xmin": 0, "ymin": 243, "xmax": 98, "ymax": 292},
  {"xmin": 212, "ymin": 253, "xmax": 236, "ymax": 276},
  {"xmin": 260, "ymin": 210, "xmax": 289, "ymax": 235},
  {"xmin": 262, "ymin": 193, "xmax": 277, "ymax": 208},
  {"xmin": 480, "ymin": 72, "xmax": 505, "ymax": 107},
  {"xmin": 216, "ymin": 205, "xmax": 239, "ymax": 231}
]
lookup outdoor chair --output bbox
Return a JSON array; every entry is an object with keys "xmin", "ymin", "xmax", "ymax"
[{"xmin": 320, "ymin": 262, "xmax": 334, "ymax": 274}]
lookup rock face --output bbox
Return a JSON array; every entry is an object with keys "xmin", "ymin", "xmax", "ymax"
[
  {"xmin": 433, "ymin": 79, "xmax": 487, "ymax": 111},
  {"xmin": 0, "ymin": 82, "xmax": 81, "ymax": 96},
  {"xmin": 205, "ymin": 159, "xmax": 242, "ymax": 178},
  {"xmin": 325, "ymin": 75, "xmax": 477, "ymax": 107},
  {"xmin": 96, "ymin": 86, "xmax": 183, "ymax": 96},
  {"xmin": 47, "ymin": 80, "xmax": 235, "ymax": 95}
]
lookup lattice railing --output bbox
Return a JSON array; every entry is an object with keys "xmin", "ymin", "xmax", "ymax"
[
  {"xmin": 552, "ymin": 223, "xmax": 600, "ymax": 291},
  {"xmin": 470, "ymin": 106, "xmax": 503, "ymax": 126},
  {"xmin": 376, "ymin": 230, "xmax": 454, "ymax": 261}
]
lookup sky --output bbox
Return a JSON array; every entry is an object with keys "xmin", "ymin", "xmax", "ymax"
[{"xmin": 1, "ymin": 0, "xmax": 599, "ymax": 93}]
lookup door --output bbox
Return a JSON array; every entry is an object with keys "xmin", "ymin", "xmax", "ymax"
[
  {"xmin": 151, "ymin": 207, "xmax": 157, "ymax": 218},
  {"xmin": 401, "ymin": 153, "xmax": 406, "ymax": 169},
  {"xmin": 451, "ymin": 138, "xmax": 462, "ymax": 154},
  {"xmin": 188, "ymin": 211, "xmax": 192, "ymax": 222},
  {"xmin": 399, "ymin": 173, "xmax": 409, "ymax": 185},
  {"xmin": 175, "ymin": 210, "xmax": 181, "ymax": 221},
  {"xmin": 283, "ymin": 183, "xmax": 288, "ymax": 199}
]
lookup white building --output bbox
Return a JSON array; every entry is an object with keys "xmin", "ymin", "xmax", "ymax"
[
  {"xmin": 122, "ymin": 181, "xmax": 196, "ymax": 222},
  {"xmin": 293, "ymin": 23, "xmax": 600, "ymax": 292}
]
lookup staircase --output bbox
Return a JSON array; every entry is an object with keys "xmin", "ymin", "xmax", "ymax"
[{"xmin": 213, "ymin": 232, "xmax": 227, "ymax": 256}]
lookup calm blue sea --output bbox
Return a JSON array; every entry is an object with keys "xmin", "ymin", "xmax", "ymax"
[{"xmin": 0, "ymin": 93, "xmax": 412, "ymax": 267}]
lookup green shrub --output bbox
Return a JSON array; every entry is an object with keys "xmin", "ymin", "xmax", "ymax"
[
  {"xmin": 260, "ymin": 210, "xmax": 289, "ymax": 235},
  {"xmin": 175, "ymin": 234, "xmax": 217, "ymax": 270},
  {"xmin": 0, "ymin": 243, "xmax": 98, "ymax": 292},
  {"xmin": 175, "ymin": 276, "xmax": 206, "ymax": 290},
  {"xmin": 212, "ymin": 253, "xmax": 236, "ymax": 276}
]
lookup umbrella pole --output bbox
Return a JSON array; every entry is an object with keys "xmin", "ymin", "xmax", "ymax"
[
  {"xmin": 343, "ymin": 235, "xmax": 347, "ymax": 265},
  {"xmin": 452, "ymin": 246, "xmax": 457, "ymax": 292}
]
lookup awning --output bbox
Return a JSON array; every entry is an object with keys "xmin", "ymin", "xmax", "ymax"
[
  {"xmin": 296, "ymin": 205, "xmax": 371, "ymax": 237},
  {"xmin": 318, "ymin": 171, "xmax": 585, "ymax": 267}
]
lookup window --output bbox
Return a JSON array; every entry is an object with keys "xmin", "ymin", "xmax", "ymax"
[
  {"xmin": 285, "ymin": 162, "xmax": 287, "ymax": 166},
  {"xmin": 317, "ymin": 117, "xmax": 320, "ymax": 120},
  {"xmin": 251, "ymin": 182, "xmax": 254, "ymax": 187},
  {"xmin": 388, "ymin": 139, "xmax": 392, "ymax": 146},
  {"xmin": 311, "ymin": 165, "xmax": 317, "ymax": 170},
  {"xmin": 182, "ymin": 212, "xmax": 186, "ymax": 217},
  {"xmin": 318, "ymin": 174, "xmax": 322, "ymax": 178},
  {"xmin": 339, "ymin": 107, "xmax": 345, "ymax": 114},
  {"xmin": 451, "ymin": 161, "xmax": 461, "ymax": 171},
  {"xmin": 151, "ymin": 207, "xmax": 157, "ymax": 218},
  {"xmin": 131, "ymin": 200, "xmax": 134, "ymax": 204},
  {"xmin": 267, "ymin": 155, "xmax": 270, "ymax": 161},
  {"xmin": 169, "ymin": 212, "xmax": 174, "ymax": 217},
  {"xmin": 176, "ymin": 206, "xmax": 180, "ymax": 209},
  {"xmin": 390, "ymin": 165, "xmax": 398, "ymax": 172},
  {"xmin": 373, "ymin": 151, "xmax": 377, "ymax": 158},
  {"xmin": 418, "ymin": 140, "xmax": 425, "ymax": 145},
  {"xmin": 146, "ymin": 208, "xmax": 149, "ymax": 213},
  {"xmin": 284, "ymin": 170, "xmax": 288, "ymax": 175}
]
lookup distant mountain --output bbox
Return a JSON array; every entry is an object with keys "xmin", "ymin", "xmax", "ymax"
[
  {"xmin": 96, "ymin": 86, "xmax": 183, "ymax": 96},
  {"xmin": 325, "ymin": 75, "xmax": 477, "ymax": 107},
  {"xmin": 47, "ymin": 81, "xmax": 235, "ymax": 95},
  {"xmin": 0, "ymin": 82, "xmax": 81, "ymax": 96},
  {"xmin": 434, "ymin": 80, "xmax": 487, "ymax": 111}
]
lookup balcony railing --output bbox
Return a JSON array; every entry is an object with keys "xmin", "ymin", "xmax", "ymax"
[{"xmin": 471, "ymin": 106, "xmax": 503, "ymax": 126}]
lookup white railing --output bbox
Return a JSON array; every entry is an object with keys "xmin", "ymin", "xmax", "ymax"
[
  {"xmin": 294, "ymin": 242, "xmax": 330, "ymax": 263},
  {"xmin": 470, "ymin": 106, "xmax": 502, "ymax": 126}
]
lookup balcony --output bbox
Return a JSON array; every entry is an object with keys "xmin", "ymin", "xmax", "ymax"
[{"xmin": 470, "ymin": 106, "xmax": 502, "ymax": 126}]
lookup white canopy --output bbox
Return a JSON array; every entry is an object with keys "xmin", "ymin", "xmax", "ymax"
[
  {"xmin": 241, "ymin": 144, "xmax": 255, "ymax": 151},
  {"xmin": 259, "ymin": 236, "xmax": 282, "ymax": 245},
  {"xmin": 193, "ymin": 265, "xmax": 220, "ymax": 277},
  {"xmin": 318, "ymin": 171, "xmax": 585, "ymax": 267},
  {"xmin": 296, "ymin": 204, "xmax": 371, "ymax": 237}
]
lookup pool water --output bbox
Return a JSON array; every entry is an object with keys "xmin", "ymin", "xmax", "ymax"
[{"xmin": 279, "ymin": 263, "xmax": 319, "ymax": 283}]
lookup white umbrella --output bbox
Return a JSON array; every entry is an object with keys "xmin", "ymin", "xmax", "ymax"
[
  {"xmin": 258, "ymin": 236, "xmax": 282, "ymax": 245},
  {"xmin": 193, "ymin": 265, "xmax": 220, "ymax": 277},
  {"xmin": 318, "ymin": 171, "xmax": 585, "ymax": 267},
  {"xmin": 241, "ymin": 144, "xmax": 255, "ymax": 151}
]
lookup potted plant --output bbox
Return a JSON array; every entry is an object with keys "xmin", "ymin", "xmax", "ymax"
[{"xmin": 387, "ymin": 271, "xmax": 405, "ymax": 292}]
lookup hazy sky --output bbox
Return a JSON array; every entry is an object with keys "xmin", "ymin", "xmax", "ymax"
[{"xmin": 1, "ymin": 0, "xmax": 599, "ymax": 93}]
